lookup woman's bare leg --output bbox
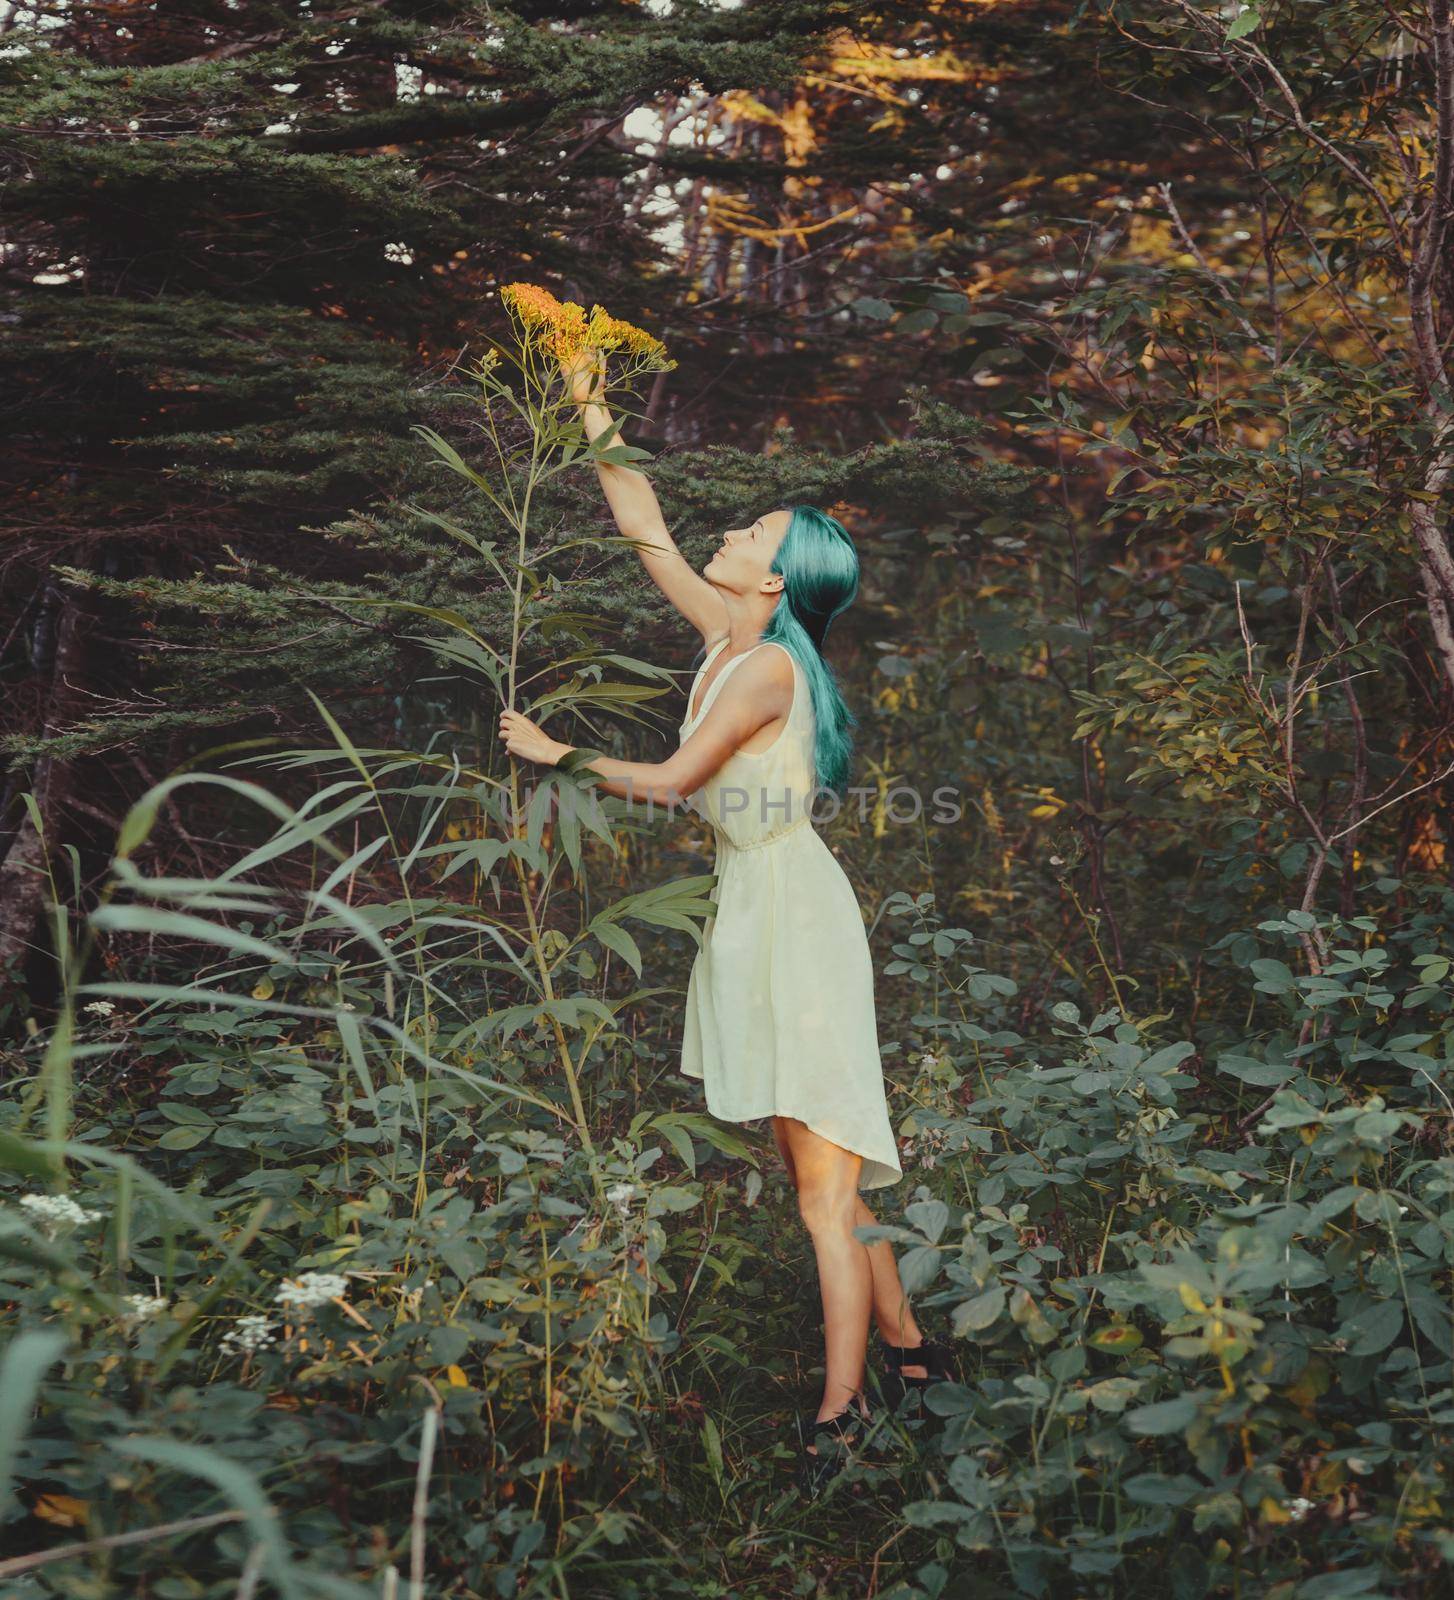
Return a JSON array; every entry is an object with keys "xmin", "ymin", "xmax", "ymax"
[
  {"xmin": 775, "ymin": 1116, "xmax": 873, "ymax": 1426},
  {"xmin": 853, "ymin": 1195, "xmax": 929, "ymax": 1379},
  {"xmin": 773, "ymin": 1120, "xmax": 930, "ymax": 1382}
]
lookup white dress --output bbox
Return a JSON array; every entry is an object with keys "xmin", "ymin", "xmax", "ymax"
[{"xmin": 677, "ymin": 638, "xmax": 904, "ymax": 1191}]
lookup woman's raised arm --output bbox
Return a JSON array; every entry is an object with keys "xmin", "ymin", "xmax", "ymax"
[{"xmin": 567, "ymin": 354, "xmax": 729, "ymax": 646}]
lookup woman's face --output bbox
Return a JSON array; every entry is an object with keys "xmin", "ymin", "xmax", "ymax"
[{"xmin": 704, "ymin": 509, "xmax": 791, "ymax": 597}]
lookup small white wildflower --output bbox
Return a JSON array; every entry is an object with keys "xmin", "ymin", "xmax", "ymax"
[
  {"xmin": 1286, "ymin": 1497, "xmax": 1315, "ymax": 1521},
  {"xmin": 274, "ymin": 1271, "xmax": 348, "ymax": 1311},
  {"xmin": 121, "ymin": 1293, "xmax": 169, "ymax": 1323},
  {"xmin": 20, "ymin": 1193, "xmax": 103, "ymax": 1233},
  {"xmin": 221, "ymin": 1314, "xmax": 277, "ymax": 1353},
  {"xmin": 605, "ymin": 1182, "xmax": 636, "ymax": 1216},
  {"xmin": 84, "ymin": 999, "xmax": 117, "ymax": 1017}
]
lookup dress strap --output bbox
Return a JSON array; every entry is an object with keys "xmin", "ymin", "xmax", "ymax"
[
  {"xmin": 691, "ymin": 635, "xmax": 777, "ymax": 726},
  {"xmin": 685, "ymin": 636, "xmax": 730, "ymax": 722}
]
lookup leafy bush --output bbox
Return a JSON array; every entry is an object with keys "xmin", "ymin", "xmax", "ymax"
[{"xmin": 868, "ymin": 887, "xmax": 1454, "ymax": 1599}]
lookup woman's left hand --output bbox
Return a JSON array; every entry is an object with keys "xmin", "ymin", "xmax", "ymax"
[{"xmin": 498, "ymin": 708, "xmax": 569, "ymax": 767}]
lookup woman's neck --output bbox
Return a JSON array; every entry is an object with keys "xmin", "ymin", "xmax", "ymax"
[{"xmin": 718, "ymin": 592, "xmax": 780, "ymax": 651}]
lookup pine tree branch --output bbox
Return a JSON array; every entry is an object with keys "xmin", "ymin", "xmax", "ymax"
[{"xmin": 265, "ymin": 93, "xmax": 557, "ymax": 154}]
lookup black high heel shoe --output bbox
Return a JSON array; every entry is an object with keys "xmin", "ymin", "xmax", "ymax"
[
  {"xmin": 877, "ymin": 1334, "xmax": 958, "ymax": 1407},
  {"xmin": 794, "ymin": 1402, "xmax": 872, "ymax": 1495}
]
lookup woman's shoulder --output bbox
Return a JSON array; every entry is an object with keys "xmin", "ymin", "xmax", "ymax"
[
  {"xmin": 754, "ymin": 639, "xmax": 799, "ymax": 688},
  {"xmin": 712, "ymin": 640, "xmax": 795, "ymax": 700}
]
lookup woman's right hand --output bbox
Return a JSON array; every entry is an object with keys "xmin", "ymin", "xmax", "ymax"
[{"xmin": 559, "ymin": 346, "xmax": 605, "ymax": 405}]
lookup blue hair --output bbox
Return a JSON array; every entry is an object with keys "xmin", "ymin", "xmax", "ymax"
[{"xmin": 760, "ymin": 503, "xmax": 860, "ymax": 795}]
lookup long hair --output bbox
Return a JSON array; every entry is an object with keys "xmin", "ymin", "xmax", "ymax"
[{"xmin": 760, "ymin": 504, "xmax": 860, "ymax": 795}]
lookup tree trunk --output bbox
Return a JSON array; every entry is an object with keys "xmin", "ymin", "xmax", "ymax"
[{"xmin": 0, "ymin": 586, "xmax": 84, "ymax": 973}]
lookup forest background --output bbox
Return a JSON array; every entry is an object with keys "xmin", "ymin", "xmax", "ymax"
[{"xmin": 2, "ymin": 0, "xmax": 1453, "ymax": 1597}]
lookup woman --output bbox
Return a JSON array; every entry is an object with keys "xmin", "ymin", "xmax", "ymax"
[{"xmin": 498, "ymin": 350, "xmax": 955, "ymax": 1488}]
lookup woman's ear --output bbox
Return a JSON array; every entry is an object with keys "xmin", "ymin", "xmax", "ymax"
[{"xmin": 762, "ymin": 572, "xmax": 785, "ymax": 595}]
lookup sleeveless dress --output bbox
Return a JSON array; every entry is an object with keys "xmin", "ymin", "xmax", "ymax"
[{"xmin": 677, "ymin": 637, "xmax": 904, "ymax": 1191}]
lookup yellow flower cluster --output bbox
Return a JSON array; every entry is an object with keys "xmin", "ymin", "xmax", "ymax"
[
  {"xmin": 583, "ymin": 305, "xmax": 671, "ymax": 362},
  {"xmin": 498, "ymin": 281, "xmax": 563, "ymax": 332},
  {"xmin": 498, "ymin": 281, "xmax": 673, "ymax": 368}
]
